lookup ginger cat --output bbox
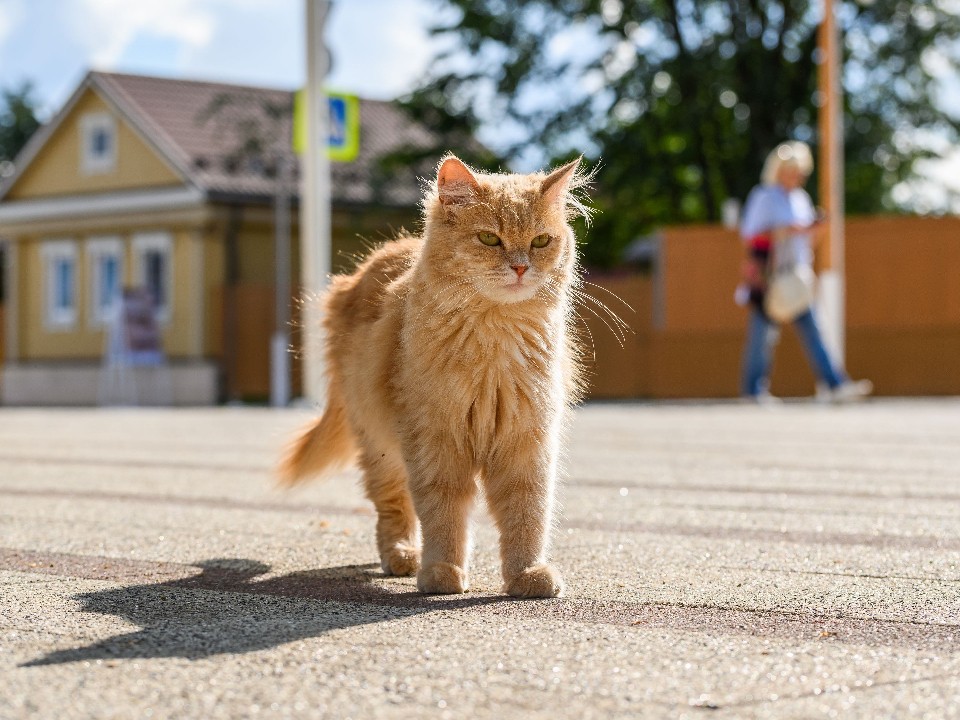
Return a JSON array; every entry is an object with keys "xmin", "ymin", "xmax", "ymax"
[{"xmin": 279, "ymin": 155, "xmax": 589, "ymax": 598}]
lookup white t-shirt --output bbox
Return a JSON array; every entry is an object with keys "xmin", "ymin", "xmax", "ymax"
[{"xmin": 739, "ymin": 184, "xmax": 815, "ymax": 269}]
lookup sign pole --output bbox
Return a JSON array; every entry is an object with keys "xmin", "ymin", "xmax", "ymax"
[
  {"xmin": 301, "ymin": 0, "xmax": 332, "ymax": 405},
  {"xmin": 270, "ymin": 154, "xmax": 292, "ymax": 407},
  {"xmin": 816, "ymin": 0, "xmax": 845, "ymax": 363}
]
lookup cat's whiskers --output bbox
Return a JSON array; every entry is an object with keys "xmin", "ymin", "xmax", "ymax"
[
  {"xmin": 546, "ymin": 287, "xmax": 600, "ymax": 362},
  {"xmin": 413, "ymin": 276, "xmax": 482, "ymax": 321},
  {"xmin": 572, "ymin": 307, "xmax": 598, "ymax": 362},
  {"xmin": 455, "ymin": 266, "xmax": 540, "ymax": 303},
  {"xmin": 421, "ymin": 288, "xmax": 474, "ymax": 320},
  {"xmin": 570, "ymin": 289, "xmax": 632, "ymax": 336},
  {"xmin": 419, "ymin": 282, "xmax": 482, "ymax": 320},
  {"xmin": 542, "ymin": 282, "xmax": 596, "ymax": 361},
  {"xmin": 534, "ymin": 278, "xmax": 597, "ymax": 359},
  {"xmin": 565, "ymin": 289, "xmax": 630, "ymax": 348},
  {"xmin": 579, "ymin": 279, "xmax": 636, "ymax": 314}
]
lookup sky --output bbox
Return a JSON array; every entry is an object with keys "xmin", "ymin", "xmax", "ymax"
[{"xmin": 0, "ymin": 0, "xmax": 441, "ymax": 117}]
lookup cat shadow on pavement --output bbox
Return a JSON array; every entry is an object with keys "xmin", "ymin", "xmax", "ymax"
[{"xmin": 22, "ymin": 559, "xmax": 508, "ymax": 667}]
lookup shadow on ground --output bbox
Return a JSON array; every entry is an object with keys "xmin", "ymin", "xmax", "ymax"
[{"xmin": 22, "ymin": 559, "xmax": 507, "ymax": 666}]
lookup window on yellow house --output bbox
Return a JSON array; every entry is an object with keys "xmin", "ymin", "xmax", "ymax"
[
  {"xmin": 80, "ymin": 112, "xmax": 117, "ymax": 175},
  {"xmin": 132, "ymin": 232, "xmax": 172, "ymax": 323},
  {"xmin": 42, "ymin": 240, "xmax": 78, "ymax": 329},
  {"xmin": 86, "ymin": 237, "xmax": 123, "ymax": 326}
]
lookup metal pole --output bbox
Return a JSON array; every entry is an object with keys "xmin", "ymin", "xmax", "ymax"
[
  {"xmin": 271, "ymin": 154, "xmax": 291, "ymax": 407},
  {"xmin": 301, "ymin": 0, "xmax": 332, "ymax": 405},
  {"xmin": 816, "ymin": 0, "xmax": 845, "ymax": 363}
]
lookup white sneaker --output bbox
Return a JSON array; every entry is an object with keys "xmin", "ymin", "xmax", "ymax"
[
  {"xmin": 742, "ymin": 391, "xmax": 782, "ymax": 406},
  {"xmin": 831, "ymin": 379, "xmax": 873, "ymax": 403},
  {"xmin": 814, "ymin": 382, "xmax": 832, "ymax": 404}
]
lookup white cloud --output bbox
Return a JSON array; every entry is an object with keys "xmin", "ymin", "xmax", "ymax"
[
  {"xmin": 0, "ymin": 0, "xmax": 25, "ymax": 47},
  {"xmin": 171, "ymin": 0, "xmax": 301, "ymax": 89},
  {"xmin": 55, "ymin": 0, "xmax": 432, "ymax": 99},
  {"xmin": 66, "ymin": 0, "xmax": 219, "ymax": 68},
  {"xmin": 326, "ymin": 0, "xmax": 442, "ymax": 99},
  {"xmin": 5, "ymin": 0, "xmax": 438, "ymax": 113}
]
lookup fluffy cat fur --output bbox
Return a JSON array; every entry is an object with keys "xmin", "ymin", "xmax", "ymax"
[{"xmin": 279, "ymin": 154, "xmax": 590, "ymax": 598}]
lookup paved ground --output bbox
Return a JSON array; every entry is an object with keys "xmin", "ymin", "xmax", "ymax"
[{"xmin": 1, "ymin": 400, "xmax": 959, "ymax": 719}]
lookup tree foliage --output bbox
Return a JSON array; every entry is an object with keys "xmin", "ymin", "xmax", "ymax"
[
  {"xmin": 405, "ymin": 0, "xmax": 960, "ymax": 266},
  {"xmin": 0, "ymin": 81, "xmax": 41, "ymax": 166}
]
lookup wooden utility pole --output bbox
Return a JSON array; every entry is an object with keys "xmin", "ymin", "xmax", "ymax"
[
  {"xmin": 816, "ymin": 0, "xmax": 845, "ymax": 361},
  {"xmin": 301, "ymin": 0, "xmax": 332, "ymax": 405}
]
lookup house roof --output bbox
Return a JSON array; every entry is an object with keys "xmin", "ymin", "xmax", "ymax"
[{"xmin": 2, "ymin": 71, "xmax": 441, "ymax": 208}]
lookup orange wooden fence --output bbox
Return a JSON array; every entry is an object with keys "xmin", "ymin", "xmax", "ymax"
[{"xmin": 580, "ymin": 215, "xmax": 960, "ymax": 398}]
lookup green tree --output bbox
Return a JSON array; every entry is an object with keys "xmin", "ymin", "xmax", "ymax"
[
  {"xmin": 0, "ymin": 81, "xmax": 42, "ymax": 303},
  {"xmin": 405, "ymin": 0, "xmax": 960, "ymax": 266},
  {"xmin": 0, "ymin": 81, "xmax": 41, "ymax": 164}
]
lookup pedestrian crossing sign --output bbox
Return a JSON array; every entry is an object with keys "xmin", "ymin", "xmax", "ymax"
[{"xmin": 293, "ymin": 89, "xmax": 359, "ymax": 162}]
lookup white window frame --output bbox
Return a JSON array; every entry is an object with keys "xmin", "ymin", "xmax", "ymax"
[
  {"xmin": 80, "ymin": 112, "xmax": 117, "ymax": 175},
  {"xmin": 42, "ymin": 240, "xmax": 78, "ymax": 330},
  {"xmin": 132, "ymin": 231, "xmax": 173, "ymax": 324},
  {"xmin": 86, "ymin": 236, "xmax": 124, "ymax": 327}
]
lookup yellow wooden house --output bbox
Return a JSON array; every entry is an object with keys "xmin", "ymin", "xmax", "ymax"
[{"xmin": 0, "ymin": 71, "xmax": 432, "ymax": 404}]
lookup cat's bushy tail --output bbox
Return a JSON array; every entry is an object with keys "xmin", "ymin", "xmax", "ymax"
[{"xmin": 277, "ymin": 388, "xmax": 357, "ymax": 487}]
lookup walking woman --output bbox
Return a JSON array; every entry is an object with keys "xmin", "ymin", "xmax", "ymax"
[{"xmin": 738, "ymin": 141, "xmax": 872, "ymax": 403}]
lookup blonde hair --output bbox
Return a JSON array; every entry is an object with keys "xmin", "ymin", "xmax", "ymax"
[{"xmin": 760, "ymin": 141, "xmax": 814, "ymax": 186}]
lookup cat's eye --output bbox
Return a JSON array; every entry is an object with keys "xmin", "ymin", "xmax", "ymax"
[
  {"xmin": 478, "ymin": 231, "xmax": 501, "ymax": 246},
  {"xmin": 531, "ymin": 234, "xmax": 552, "ymax": 248}
]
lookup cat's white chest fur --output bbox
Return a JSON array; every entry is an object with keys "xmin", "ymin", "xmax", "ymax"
[{"xmin": 444, "ymin": 310, "xmax": 563, "ymax": 447}]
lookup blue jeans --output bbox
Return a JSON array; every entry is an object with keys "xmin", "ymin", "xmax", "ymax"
[{"xmin": 741, "ymin": 306, "xmax": 846, "ymax": 397}]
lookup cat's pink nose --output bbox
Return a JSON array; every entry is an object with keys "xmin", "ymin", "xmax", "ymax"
[{"xmin": 511, "ymin": 264, "xmax": 528, "ymax": 278}]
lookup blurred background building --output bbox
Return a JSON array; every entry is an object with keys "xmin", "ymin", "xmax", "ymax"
[{"xmin": 0, "ymin": 71, "xmax": 435, "ymax": 403}]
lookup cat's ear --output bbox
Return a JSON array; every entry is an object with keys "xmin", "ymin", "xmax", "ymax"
[
  {"xmin": 437, "ymin": 156, "xmax": 481, "ymax": 206},
  {"xmin": 541, "ymin": 157, "xmax": 582, "ymax": 207}
]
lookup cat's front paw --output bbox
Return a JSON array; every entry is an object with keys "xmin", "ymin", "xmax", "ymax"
[
  {"xmin": 505, "ymin": 564, "xmax": 564, "ymax": 599},
  {"xmin": 381, "ymin": 544, "xmax": 420, "ymax": 577},
  {"xmin": 417, "ymin": 562, "xmax": 468, "ymax": 594}
]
